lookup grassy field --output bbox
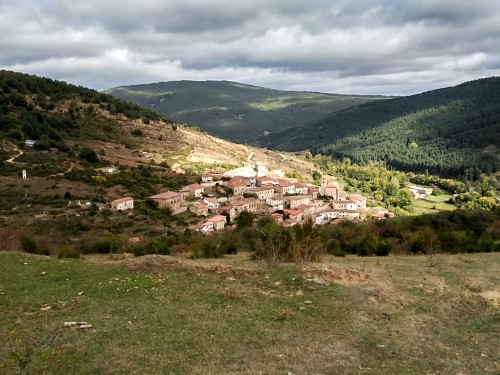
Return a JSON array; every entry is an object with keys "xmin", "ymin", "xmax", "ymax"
[
  {"xmin": 413, "ymin": 194, "xmax": 457, "ymax": 215},
  {"xmin": 1, "ymin": 252, "xmax": 499, "ymax": 374}
]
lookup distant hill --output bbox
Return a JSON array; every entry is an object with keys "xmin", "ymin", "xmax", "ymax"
[
  {"xmin": 0, "ymin": 70, "xmax": 318, "ymax": 180},
  {"xmin": 268, "ymin": 77, "xmax": 500, "ymax": 179},
  {"xmin": 105, "ymin": 80, "xmax": 385, "ymax": 143}
]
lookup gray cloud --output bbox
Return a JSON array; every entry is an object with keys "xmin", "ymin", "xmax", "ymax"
[{"xmin": 1, "ymin": 0, "xmax": 499, "ymax": 95}]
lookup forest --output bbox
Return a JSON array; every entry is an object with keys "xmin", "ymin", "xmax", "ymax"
[{"xmin": 269, "ymin": 77, "xmax": 500, "ymax": 179}]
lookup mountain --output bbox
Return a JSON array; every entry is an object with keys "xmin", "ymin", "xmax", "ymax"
[
  {"xmin": 268, "ymin": 77, "xmax": 500, "ymax": 179},
  {"xmin": 105, "ymin": 80, "xmax": 385, "ymax": 143},
  {"xmin": 0, "ymin": 70, "xmax": 318, "ymax": 194}
]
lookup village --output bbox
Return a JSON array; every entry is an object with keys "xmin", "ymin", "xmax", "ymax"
[{"xmin": 109, "ymin": 161, "xmax": 401, "ymax": 234}]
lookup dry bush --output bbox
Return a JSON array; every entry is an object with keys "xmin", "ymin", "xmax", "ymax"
[{"xmin": 0, "ymin": 227, "xmax": 21, "ymax": 251}]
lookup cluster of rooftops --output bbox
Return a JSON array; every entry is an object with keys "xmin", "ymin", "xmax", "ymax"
[{"xmin": 110, "ymin": 162, "xmax": 394, "ymax": 234}]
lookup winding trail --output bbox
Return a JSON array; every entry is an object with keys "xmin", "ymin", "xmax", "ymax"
[{"xmin": 5, "ymin": 146, "xmax": 23, "ymax": 163}]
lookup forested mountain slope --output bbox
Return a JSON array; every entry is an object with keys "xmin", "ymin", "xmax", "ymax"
[
  {"xmin": 269, "ymin": 77, "xmax": 500, "ymax": 179},
  {"xmin": 106, "ymin": 80, "xmax": 384, "ymax": 143},
  {"xmin": 0, "ymin": 70, "xmax": 171, "ymax": 151}
]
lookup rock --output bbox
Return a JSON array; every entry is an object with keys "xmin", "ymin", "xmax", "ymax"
[
  {"xmin": 64, "ymin": 321, "xmax": 92, "ymax": 329},
  {"xmin": 304, "ymin": 300, "xmax": 313, "ymax": 304}
]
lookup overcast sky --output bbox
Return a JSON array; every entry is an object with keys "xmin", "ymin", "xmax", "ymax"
[{"xmin": 2, "ymin": 0, "xmax": 500, "ymax": 95}]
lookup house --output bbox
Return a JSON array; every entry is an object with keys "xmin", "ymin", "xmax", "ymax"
[
  {"xmin": 232, "ymin": 198, "xmax": 259, "ymax": 216},
  {"xmin": 283, "ymin": 219, "xmax": 298, "ymax": 227},
  {"xmin": 372, "ymin": 206, "xmax": 389, "ymax": 216},
  {"xmin": 96, "ymin": 165, "xmax": 118, "ymax": 174},
  {"xmin": 408, "ymin": 185, "xmax": 433, "ymax": 199},
  {"xmin": 223, "ymin": 166, "xmax": 256, "ymax": 178},
  {"xmin": 195, "ymin": 221, "xmax": 214, "ymax": 234},
  {"xmin": 312, "ymin": 213, "xmax": 323, "ymax": 225},
  {"xmin": 275, "ymin": 182, "xmax": 296, "ymax": 196},
  {"xmin": 184, "ymin": 183, "xmax": 204, "ymax": 198},
  {"xmin": 294, "ymin": 183, "xmax": 308, "ymax": 195},
  {"xmin": 111, "ymin": 197, "xmax": 134, "ymax": 211},
  {"xmin": 227, "ymin": 180, "xmax": 247, "ymax": 196},
  {"xmin": 207, "ymin": 215, "xmax": 227, "ymax": 231},
  {"xmin": 337, "ymin": 190, "xmax": 348, "ymax": 201},
  {"xmin": 308, "ymin": 185, "xmax": 319, "ymax": 200},
  {"xmin": 217, "ymin": 196, "xmax": 228, "ymax": 205},
  {"xmin": 201, "ymin": 173, "xmax": 214, "ymax": 183},
  {"xmin": 295, "ymin": 204, "xmax": 315, "ymax": 215},
  {"xmin": 320, "ymin": 176, "xmax": 339, "ymax": 198},
  {"xmin": 229, "ymin": 177, "xmax": 252, "ymax": 186},
  {"xmin": 271, "ymin": 213, "xmax": 283, "ymax": 223},
  {"xmin": 179, "ymin": 186, "xmax": 190, "ymax": 200},
  {"xmin": 332, "ymin": 209, "xmax": 360, "ymax": 219},
  {"xmin": 286, "ymin": 195, "xmax": 310, "ymax": 209},
  {"xmin": 220, "ymin": 205, "xmax": 236, "ymax": 222},
  {"xmin": 254, "ymin": 161, "xmax": 268, "ymax": 177},
  {"xmin": 266, "ymin": 196, "xmax": 284, "ymax": 211},
  {"xmin": 204, "ymin": 197, "xmax": 219, "ymax": 210},
  {"xmin": 190, "ymin": 202, "xmax": 209, "ymax": 216},
  {"xmin": 314, "ymin": 211, "xmax": 340, "ymax": 225},
  {"xmin": 348, "ymin": 194, "xmax": 367, "ymax": 209},
  {"xmin": 331, "ymin": 200, "xmax": 357, "ymax": 211},
  {"xmin": 254, "ymin": 186, "xmax": 275, "ymax": 200},
  {"xmin": 149, "ymin": 191, "xmax": 182, "ymax": 210},
  {"xmin": 256, "ymin": 176, "xmax": 278, "ymax": 186},
  {"xmin": 284, "ymin": 209, "xmax": 303, "ymax": 222},
  {"xmin": 25, "ymin": 139, "xmax": 36, "ymax": 147}
]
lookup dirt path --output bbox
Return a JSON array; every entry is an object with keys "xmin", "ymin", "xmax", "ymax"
[
  {"xmin": 5, "ymin": 146, "xmax": 23, "ymax": 163},
  {"xmin": 50, "ymin": 162, "xmax": 75, "ymax": 177}
]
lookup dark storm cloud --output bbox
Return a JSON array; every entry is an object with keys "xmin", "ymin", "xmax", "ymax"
[{"xmin": 1, "ymin": 0, "xmax": 499, "ymax": 95}]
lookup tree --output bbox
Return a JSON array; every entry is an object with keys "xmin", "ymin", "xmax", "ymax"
[
  {"xmin": 290, "ymin": 218, "xmax": 326, "ymax": 265},
  {"xmin": 254, "ymin": 222, "xmax": 292, "ymax": 268},
  {"xmin": 79, "ymin": 147, "xmax": 99, "ymax": 163},
  {"xmin": 235, "ymin": 211, "xmax": 255, "ymax": 230}
]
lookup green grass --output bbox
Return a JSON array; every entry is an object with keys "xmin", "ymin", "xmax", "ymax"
[
  {"xmin": 1, "ymin": 252, "xmax": 499, "ymax": 374},
  {"xmin": 413, "ymin": 194, "xmax": 457, "ymax": 214}
]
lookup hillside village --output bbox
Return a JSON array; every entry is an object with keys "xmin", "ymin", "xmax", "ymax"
[{"xmin": 109, "ymin": 160, "xmax": 397, "ymax": 234}]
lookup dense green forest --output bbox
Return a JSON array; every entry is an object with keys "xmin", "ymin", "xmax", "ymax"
[
  {"xmin": 106, "ymin": 80, "xmax": 384, "ymax": 143},
  {"xmin": 269, "ymin": 77, "xmax": 500, "ymax": 179},
  {"xmin": 0, "ymin": 70, "xmax": 171, "ymax": 149}
]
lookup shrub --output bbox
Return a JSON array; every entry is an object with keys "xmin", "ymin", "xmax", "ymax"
[
  {"xmin": 58, "ymin": 245, "xmax": 80, "ymax": 259},
  {"xmin": 131, "ymin": 128, "xmax": 143, "ymax": 137},
  {"xmin": 223, "ymin": 242, "xmax": 238, "ymax": 255},
  {"xmin": 91, "ymin": 240, "xmax": 113, "ymax": 254},
  {"xmin": 19, "ymin": 236, "xmax": 37, "ymax": 254},
  {"xmin": 328, "ymin": 239, "xmax": 346, "ymax": 257},
  {"xmin": 131, "ymin": 238, "xmax": 171, "ymax": 257}
]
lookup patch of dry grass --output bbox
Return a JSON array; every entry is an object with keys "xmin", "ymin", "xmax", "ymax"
[{"xmin": 1, "ymin": 252, "xmax": 499, "ymax": 374}]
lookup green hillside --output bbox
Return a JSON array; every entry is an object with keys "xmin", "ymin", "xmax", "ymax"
[
  {"xmin": 0, "ymin": 70, "xmax": 174, "ymax": 150},
  {"xmin": 106, "ymin": 80, "xmax": 384, "ymax": 143},
  {"xmin": 269, "ymin": 77, "xmax": 500, "ymax": 179}
]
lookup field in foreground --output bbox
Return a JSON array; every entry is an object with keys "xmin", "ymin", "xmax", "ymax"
[{"xmin": 1, "ymin": 252, "xmax": 499, "ymax": 375}]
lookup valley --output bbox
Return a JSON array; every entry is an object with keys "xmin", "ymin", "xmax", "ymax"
[{"xmin": 0, "ymin": 69, "xmax": 499, "ymax": 375}]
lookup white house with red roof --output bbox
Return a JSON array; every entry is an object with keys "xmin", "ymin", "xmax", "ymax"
[
  {"xmin": 207, "ymin": 215, "xmax": 227, "ymax": 231},
  {"xmin": 111, "ymin": 197, "xmax": 134, "ymax": 211}
]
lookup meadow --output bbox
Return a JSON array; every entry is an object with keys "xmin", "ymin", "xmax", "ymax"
[{"xmin": 1, "ymin": 251, "xmax": 499, "ymax": 374}]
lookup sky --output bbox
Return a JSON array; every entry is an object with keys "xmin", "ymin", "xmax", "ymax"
[{"xmin": 1, "ymin": 0, "xmax": 500, "ymax": 96}]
